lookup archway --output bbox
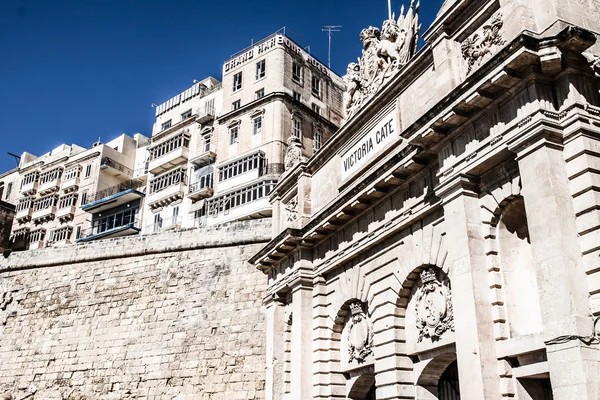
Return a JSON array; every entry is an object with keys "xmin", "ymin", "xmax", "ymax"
[
  {"xmin": 348, "ymin": 372, "xmax": 375, "ymax": 400},
  {"xmin": 438, "ymin": 360, "xmax": 460, "ymax": 400}
]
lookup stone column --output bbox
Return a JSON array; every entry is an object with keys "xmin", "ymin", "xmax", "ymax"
[
  {"xmin": 264, "ymin": 295, "xmax": 286, "ymax": 400},
  {"xmin": 288, "ymin": 252, "xmax": 314, "ymax": 400},
  {"xmin": 509, "ymin": 131, "xmax": 598, "ymax": 399},
  {"xmin": 435, "ymin": 174, "xmax": 501, "ymax": 399}
]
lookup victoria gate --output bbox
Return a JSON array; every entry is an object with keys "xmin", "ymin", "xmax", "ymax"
[{"xmin": 250, "ymin": 0, "xmax": 600, "ymax": 399}]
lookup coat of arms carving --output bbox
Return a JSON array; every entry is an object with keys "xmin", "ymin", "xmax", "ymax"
[
  {"xmin": 343, "ymin": 1, "xmax": 421, "ymax": 123},
  {"xmin": 461, "ymin": 12, "xmax": 505, "ymax": 74},
  {"xmin": 346, "ymin": 301, "xmax": 374, "ymax": 364},
  {"xmin": 415, "ymin": 268, "xmax": 454, "ymax": 342}
]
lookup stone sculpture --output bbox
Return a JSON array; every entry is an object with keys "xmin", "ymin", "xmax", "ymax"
[
  {"xmin": 461, "ymin": 12, "xmax": 505, "ymax": 74},
  {"xmin": 284, "ymin": 135, "xmax": 303, "ymax": 171},
  {"xmin": 343, "ymin": 1, "xmax": 421, "ymax": 122},
  {"xmin": 415, "ymin": 268, "xmax": 454, "ymax": 342},
  {"xmin": 347, "ymin": 301, "xmax": 374, "ymax": 364}
]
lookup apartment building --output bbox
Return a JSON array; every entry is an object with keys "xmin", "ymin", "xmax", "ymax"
[
  {"xmin": 6, "ymin": 133, "xmax": 149, "ymax": 250},
  {"xmin": 142, "ymin": 77, "xmax": 222, "ymax": 234},
  {"xmin": 205, "ymin": 31, "xmax": 345, "ymax": 225}
]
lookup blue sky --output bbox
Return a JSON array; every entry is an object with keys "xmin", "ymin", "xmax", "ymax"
[{"xmin": 0, "ymin": 0, "xmax": 445, "ymax": 173}]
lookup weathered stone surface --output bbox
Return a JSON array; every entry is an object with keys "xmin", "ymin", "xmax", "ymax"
[{"xmin": 0, "ymin": 220, "xmax": 270, "ymax": 400}]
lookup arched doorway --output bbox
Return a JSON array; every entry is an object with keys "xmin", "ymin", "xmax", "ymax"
[
  {"xmin": 348, "ymin": 372, "xmax": 375, "ymax": 400},
  {"xmin": 438, "ymin": 360, "xmax": 460, "ymax": 400}
]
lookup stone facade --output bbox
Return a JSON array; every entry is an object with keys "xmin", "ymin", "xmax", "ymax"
[
  {"xmin": 252, "ymin": 0, "xmax": 600, "ymax": 399},
  {"xmin": 0, "ymin": 219, "xmax": 270, "ymax": 400}
]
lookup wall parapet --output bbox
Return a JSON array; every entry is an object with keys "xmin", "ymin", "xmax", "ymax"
[{"xmin": 1, "ymin": 218, "xmax": 272, "ymax": 271}]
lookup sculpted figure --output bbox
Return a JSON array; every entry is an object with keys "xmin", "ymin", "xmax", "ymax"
[
  {"xmin": 462, "ymin": 12, "xmax": 505, "ymax": 73},
  {"xmin": 284, "ymin": 135, "xmax": 303, "ymax": 171},
  {"xmin": 343, "ymin": 62, "xmax": 361, "ymax": 112}
]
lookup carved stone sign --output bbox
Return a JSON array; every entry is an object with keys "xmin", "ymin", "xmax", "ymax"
[
  {"xmin": 346, "ymin": 301, "xmax": 374, "ymax": 365},
  {"xmin": 340, "ymin": 109, "xmax": 398, "ymax": 180},
  {"xmin": 461, "ymin": 12, "xmax": 505, "ymax": 74},
  {"xmin": 343, "ymin": 1, "xmax": 420, "ymax": 122},
  {"xmin": 415, "ymin": 268, "xmax": 454, "ymax": 342}
]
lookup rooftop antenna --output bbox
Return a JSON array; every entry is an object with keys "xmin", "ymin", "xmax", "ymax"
[
  {"xmin": 322, "ymin": 25, "xmax": 342, "ymax": 69},
  {"xmin": 7, "ymin": 152, "xmax": 20, "ymax": 168}
]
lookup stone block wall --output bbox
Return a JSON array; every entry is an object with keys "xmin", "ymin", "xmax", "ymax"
[{"xmin": 0, "ymin": 219, "xmax": 271, "ymax": 400}]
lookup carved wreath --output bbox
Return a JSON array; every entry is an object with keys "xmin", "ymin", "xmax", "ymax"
[
  {"xmin": 415, "ymin": 269, "xmax": 454, "ymax": 342},
  {"xmin": 347, "ymin": 302, "xmax": 374, "ymax": 364}
]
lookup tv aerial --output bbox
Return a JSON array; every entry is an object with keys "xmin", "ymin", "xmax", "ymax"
[{"xmin": 322, "ymin": 25, "xmax": 342, "ymax": 69}]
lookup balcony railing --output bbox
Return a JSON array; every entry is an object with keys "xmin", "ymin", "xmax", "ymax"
[
  {"xmin": 146, "ymin": 215, "xmax": 182, "ymax": 233},
  {"xmin": 88, "ymin": 179, "xmax": 145, "ymax": 204},
  {"xmin": 78, "ymin": 218, "xmax": 141, "ymax": 241},
  {"xmin": 100, "ymin": 157, "xmax": 133, "ymax": 177},
  {"xmin": 196, "ymin": 105, "xmax": 216, "ymax": 124}
]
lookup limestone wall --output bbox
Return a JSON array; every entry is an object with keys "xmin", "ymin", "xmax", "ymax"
[{"xmin": 0, "ymin": 219, "xmax": 271, "ymax": 400}]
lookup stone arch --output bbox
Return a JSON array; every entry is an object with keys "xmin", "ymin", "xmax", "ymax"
[
  {"xmin": 481, "ymin": 181, "xmax": 543, "ymax": 339},
  {"xmin": 348, "ymin": 372, "xmax": 376, "ymax": 400},
  {"xmin": 321, "ymin": 216, "xmax": 448, "ymax": 399}
]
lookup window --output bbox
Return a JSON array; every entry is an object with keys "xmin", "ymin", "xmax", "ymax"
[
  {"xmin": 150, "ymin": 131, "xmax": 190, "ymax": 160},
  {"xmin": 29, "ymin": 229, "xmax": 46, "ymax": 244},
  {"xmin": 293, "ymin": 91, "xmax": 301, "ymax": 102},
  {"xmin": 312, "ymin": 103, "xmax": 320, "ymax": 115},
  {"xmin": 75, "ymin": 224, "xmax": 82, "ymax": 240},
  {"xmin": 206, "ymin": 179, "xmax": 277, "ymax": 215},
  {"xmin": 161, "ymin": 119, "xmax": 172, "ymax": 131},
  {"xmin": 181, "ymin": 109, "xmax": 192, "ymax": 120},
  {"xmin": 255, "ymin": 88, "xmax": 265, "ymax": 99},
  {"xmin": 48, "ymin": 226, "xmax": 73, "ymax": 244},
  {"xmin": 149, "ymin": 168, "xmax": 187, "ymax": 194},
  {"xmin": 32, "ymin": 194, "xmax": 58, "ymax": 211},
  {"xmin": 203, "ymin": 134, "xmax": 211, "ymax": 153},
  {"xmin": 233, "ymin": 72, "xmax": 243, "ymax": 91},
  {"xmin": 16, "ymin": 196, "xmax": 33, "ymax": 212},
  {"xmin": 253, "ymin": 116, "xmax": 262, "ymax": 136},
  {"xmin": 292, "ymin": 62, "xmax": 302, "ymax": 83},
  {"xmin": 312, "ymin": 75, "xmax": 321, "ymax": 96},
  {"xmin": 5, "ymin": 182, "xmax": 12, "ymax": 200},
  {"xmin": 314, "ymin": 130, "xmax": 323, "ymax": 152},
  {"xmin": 80, "ymin": 190, "xmax": 88, "ymax": 206},
  {"xmin": 293, "ymin": 117, "xmax": 302, "ymax": 139},
  {"xmin": 232, "ymin": 100, "xmax": 241, "ymax": 110},
  {"xmin": 229, "ymin": 126, "xmax": 239, "ymax": 145},
  {"xmin": 20, "ymin": 171, "xmax": 39, "ymax": 188},
  {"xmin": 204, "ymin": 98, "xmax": 215, "ymax": 115},
  {"xmin": 63, "ymin": 167, "xmax": 80, "ymax": 181},
  {"xmin": 218, "ymin": 151, "xmax": 265, "ymax": 181},
  {"xmin": 256, "ymin": 60, "xmax": 266, "ymax": 79},
  {"xmin": 58, "ymin": 193, "xmax": 78, "ymax": 209},
  {"xmin": 84, "ymin": 164, "xmax": 92, "ymax": 178},
  {"xmin": 172, "ymin": 205, "xmax": 179, "ymax": 225},
  {"xmin": 39, "ymin": 168, "xmax": 63, "ymax": 185}
]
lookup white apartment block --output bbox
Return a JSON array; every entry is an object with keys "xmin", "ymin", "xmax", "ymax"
[
  {"xmin": 143, "ymin": 31, "xmax": 345, "ymax": 232},
  {"xmin": 2, "ymin": 133, "xmax": 149, "ymax": 250},
  {"xmin": 1, "ymin": 30, "xmax": 345, "ymax": 249}
]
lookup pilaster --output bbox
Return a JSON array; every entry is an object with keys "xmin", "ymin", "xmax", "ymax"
[
  {"xmin": 264, "ymin": 295, "xmax": 286, "ymax": 400},
  {"xmin": 288, "ymin": 250, "xmax": 314, "ymax": 400},
  {"xmin": 509, "ymin": 130, "xmax": 598, "ymax": 399},
  {"xmin": 435, "ymin": 174, "xmax": 501, "ymax": 399}
]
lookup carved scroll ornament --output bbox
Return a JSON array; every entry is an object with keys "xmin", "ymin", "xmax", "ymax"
[
  {"xmin": 415, "ymin": 268, "xmax": 454, "ymax": 342},
  {"xmin": 343, "ymin": 1, "xmax": 421, "ymax": 123},
  {"xmin": 347, "ymin": 301, "xmax": 374, "ymax": 364}
]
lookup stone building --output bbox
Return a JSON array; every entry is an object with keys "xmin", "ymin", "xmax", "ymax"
[{"xmin": 251, "ymin": 0, "xmax": 600, "ymax": 399}]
